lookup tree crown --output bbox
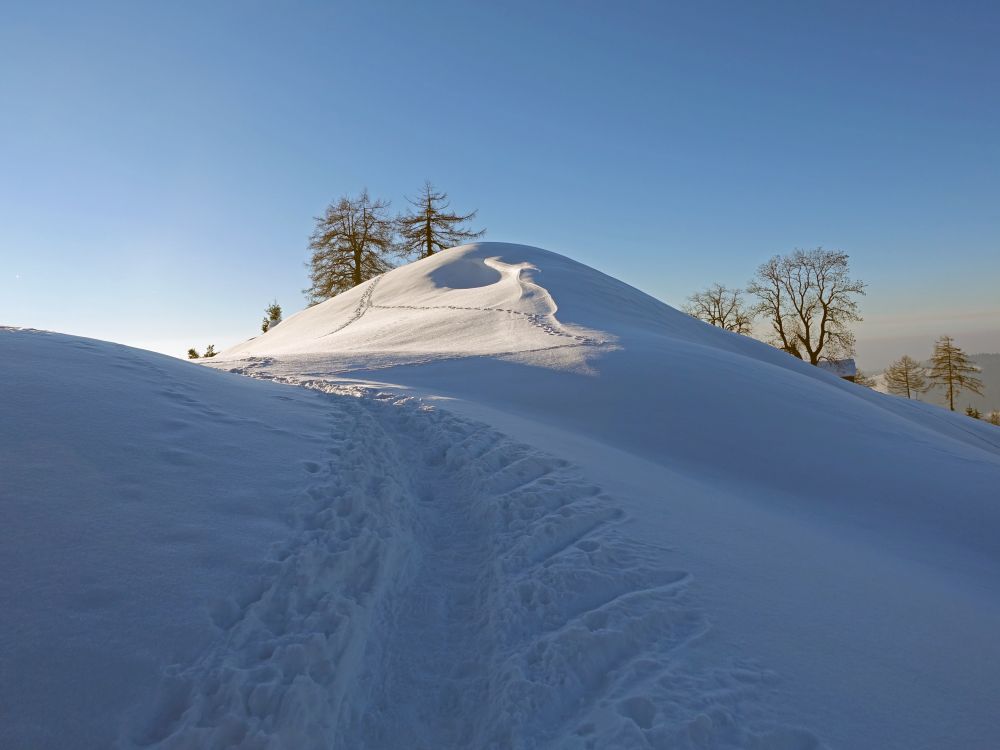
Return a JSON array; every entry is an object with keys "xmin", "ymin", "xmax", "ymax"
[
  {"xmin": 747, "ymin": 247, "xmax": 865, "ymax": 365},
  {"xmin": 305, "ymin": 189, "xmax": 396, "ymax": 304},
  {"xmin": 683, "ymin": 284, "xmax": 754, "ymax": 334},
  {"xmin": 927, "ymin": 335, "xmax": 984, "ymax": 410},
  {"xmin": 883, "ymin": 354, "xmax": 927, "ymax": 398},
  {"xmin": 397, "ymin": 181, "xmax": 484, "ymax": 258}
]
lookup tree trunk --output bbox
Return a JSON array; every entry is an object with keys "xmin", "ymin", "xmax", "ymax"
[
  {"xmin": 948, "ymin": 356, "xmax": 955, "ymax": 410},
  {"xmin": 424, "ymin": 195, "xmax": 434, "ymax": 258}
]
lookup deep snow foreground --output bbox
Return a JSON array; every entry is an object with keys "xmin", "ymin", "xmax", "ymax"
[
  {"xmin": 3, "ymin": 328, "xmax": 806, "ymax": 750},
  {"xmin": 3, "ymin": 242, "xmax": 1000, "ymax": 749}
]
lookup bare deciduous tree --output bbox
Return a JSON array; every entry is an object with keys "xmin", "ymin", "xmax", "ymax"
[
  {"xmin": 928, "ymin": 335, "xmax": 983, "ymax": 411},
  {"xmin": 853, "ymin": 368, "xmax": 877, "ymax": 388},
  {"xmin": 306, "ymin": 190, "xmax": 395, "ymax": 304},
  {"xmin": 397, "ymin": 181, "xmax": 484, "ymax": 259},
  {"xmin": 883, "ymin": 355, "xmax": 927, "ymax": 399},
  {"xmin": 683, "ymin": 284, "xmax": 754, "ymax": 334},
  {"xmin": 747, "ymin": 248, "xmax": 865, "ymax": 365}
]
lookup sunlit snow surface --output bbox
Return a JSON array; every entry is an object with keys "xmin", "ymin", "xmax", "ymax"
[{"xmin": 3, "ymin": 243, "xmax": 1000, "ymax": 749}]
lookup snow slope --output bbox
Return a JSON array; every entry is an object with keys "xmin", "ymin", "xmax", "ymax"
[
  {"xmin": 3, "ymin": 242, "xmax": 1000, "ymax": 749},
  {"xmin": 1, "ymin": 329, "xmax": 338, "ymax": 748},
  {"xmin": 2, "ymin": 327, "xmax": 810, "ymax": 749},
  {"xmin": 211, "ymin": 243, "xmax": 1000, "ymax": 748}
]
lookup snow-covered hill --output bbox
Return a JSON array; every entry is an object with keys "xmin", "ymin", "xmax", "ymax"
[{"xmin": 3, "ymin": 243, "xmax": 1000, "ymax": 749}]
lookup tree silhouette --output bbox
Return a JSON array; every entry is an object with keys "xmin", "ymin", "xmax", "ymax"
[
  {"xmin": 928, "ymin": 335, "xmax": 983, "ymax": 411},
  {"xmin": 397, "ymin": 181, "xmax": 484, "ymax": 259},
  {"xmin": 883, "ymin": 355, "xmax": 927, "ymax": 399},
  {"xmin": 683, "ymin": 284, "xmax": 754, "ymax": 334},
  {"xmin": 306, "ymin": 190, "xmax": 395, "ymax": 304},
  {"xmin": 748, "ymin": 248, "xmax": 865, "ymax": 364}
]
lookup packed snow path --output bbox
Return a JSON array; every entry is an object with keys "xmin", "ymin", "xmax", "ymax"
[{"xmin": 126, "ymin": 383, "xmax": 816, "ymax": 749}]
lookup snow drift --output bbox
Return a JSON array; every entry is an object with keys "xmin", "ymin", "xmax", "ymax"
[{"xmin": 3, "ymin": 242, "xmax": 1000, "ymax": 749}]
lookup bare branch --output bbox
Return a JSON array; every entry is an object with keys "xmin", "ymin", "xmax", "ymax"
[
  {"xmin": 305, "ymin": 189, "xmax": 396, "ymax": 304},
  {"xmin": 683, "ymin": 284, "xmax": 755, "ymax": 334},
  {"xmin": 396, "ymin": 181, "xmax": 485, "ymax": 259},
  {"xmin": 748, "ymin": 248, "xmax": 865, "ymax": 364}
]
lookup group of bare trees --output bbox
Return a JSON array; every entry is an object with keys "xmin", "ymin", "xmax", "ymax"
[
  {"xmin": 684, "ymin": 247, "xmax": 866, "ymax": 365},
  {"xmin": 884, "ymin": 336, "xmax": 986, "ymax": 413},
  {"xmin": 684, "ymin": 251, "xmax": 995, "ymax": 421},
  {"xmin": 682, "ymin": 284, "xmax": 754, "ymax": 334},
  {"xmin": 305, "ymin": 182, "xmax": 483, "ymax": 305}
]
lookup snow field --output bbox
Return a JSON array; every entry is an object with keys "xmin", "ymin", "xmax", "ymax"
[
  {"xmin": 129, "ymin": 369, "xmax": 817, "ymax": 749},
  {"xmin": 9, "ymin": 241, "xmax": 1000, "ymax": 749},
  {"xmin": 1, "ymin": 329, "xmax": 337, "ymax": 749},
  {"xmin": 121, "ymin": 395, "xmax": 418, "ymax": 748}
]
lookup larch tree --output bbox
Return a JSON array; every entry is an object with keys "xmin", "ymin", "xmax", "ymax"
[
  {"xmin": 928, "ymin": 335, "xmax": 983, "ymax": 411},
  {"xmin": 306, "ymin": 190, "xmax": 395, "ymax": 305},
  {"xmin": 683, "ymin": 284, "xmax": 754, "ymax": 334},
  {"xmin": 747, "ymin": 248, "xmax": 866, "ymax": 365},
  {"xmin": 853, "ymin": 368, "xmax": 877, "ymax": 388},
  {"xmin": 397, "ymin": 181, "xmax": 484, "ymax": 259},
  {"xmin": 883, "ymin": 355, "xmax": 927, "ymax": 399}
]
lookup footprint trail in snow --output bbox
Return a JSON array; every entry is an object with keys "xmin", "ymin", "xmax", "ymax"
[{"xmin": 126, "ymin": 384, "xmax": 819, "ymax": 750}]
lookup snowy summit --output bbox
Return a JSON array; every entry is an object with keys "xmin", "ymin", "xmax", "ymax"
[{"xmin": 3, "ymin": 243, "xmax": 1000, "ymax": 749}]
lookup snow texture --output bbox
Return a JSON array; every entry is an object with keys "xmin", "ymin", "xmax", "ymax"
[{"xmin": 3, "ymin": 242, "xmax": 1000, "ymax": 749}]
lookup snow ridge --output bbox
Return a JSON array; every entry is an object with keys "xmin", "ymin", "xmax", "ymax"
[
  {"xmin": 314, "ymin": 264, "xmax": 606, "ymax": 347},
  {"xmin": 125, "ymin": 380, "xmax": 819, "ymax": 749}
]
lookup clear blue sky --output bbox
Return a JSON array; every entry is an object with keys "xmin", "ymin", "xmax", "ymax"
[{"xmin": 2, "ymin": 0, "xmax": 998, "ymax": 367}]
